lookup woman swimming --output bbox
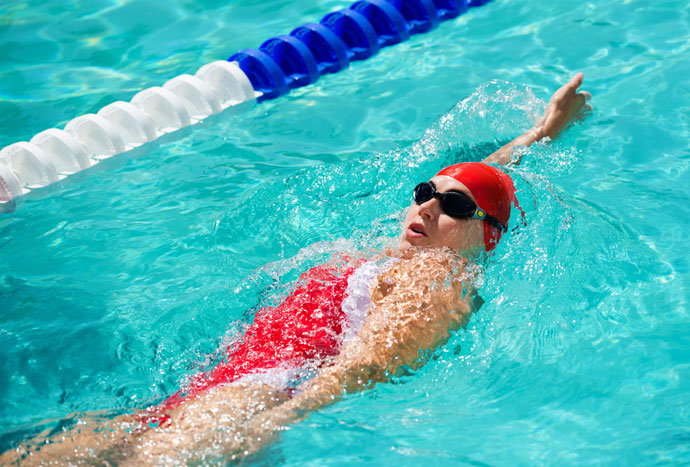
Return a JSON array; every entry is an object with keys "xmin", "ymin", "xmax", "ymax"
[{"xmin": 2, "ymin": 73, "xmax": 591, "ymax": 465}]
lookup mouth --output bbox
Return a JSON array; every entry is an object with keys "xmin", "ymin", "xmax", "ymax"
[{"xmin": 407, "ymin": 222, "xmax": 427, "ymax": 238}]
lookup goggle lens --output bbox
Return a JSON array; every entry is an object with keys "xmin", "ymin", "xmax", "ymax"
[
  {"xmin": 412, "ymin": 182, "xmax": 507, "ymax": 231},
  {"xmin": 413, "ymin": 182, "xmax": 476, "ymax": 218}
]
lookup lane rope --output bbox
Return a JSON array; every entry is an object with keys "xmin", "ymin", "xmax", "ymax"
[{"xmin": 0, "ymin": 0, "xmax": 492, "ymax": 206}]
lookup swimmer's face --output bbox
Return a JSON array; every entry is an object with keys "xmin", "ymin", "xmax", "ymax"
[{"xmin": 399, "ymin": 175, "xmax": 485, "ymax": 254}]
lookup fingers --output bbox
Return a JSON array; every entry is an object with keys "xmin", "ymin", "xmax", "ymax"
[
  {"xmin": 563, "ymin": 73, "xmax": 584, "ymax": 100},
  {"xmin": 576, "ymin": 92, "xmax": 585, "ymax": 105},
  {"xmin": 568, "ymin": 74, "xmax": 592, "ymax": 112},
  {"xmin": 578, "ymin": 90, "xmax": 592, "ymax": 109},
  {"xmin": 552, "ymin": 72, "xmax": 585, "ymax": 102},
  {"xmin": 575, "ymin": 90, "xmax": 593, "ymax": 118},
  {"xmin": 569, "ymin": 72, "xmax": 584, "ymax": 90},
  {"xmin": 580, "ymin": 91, "xmax": 593, "ymax": 113},
  {"xmin": 574, "ymin": 73, "xmax": 592, "ymax": 115}
]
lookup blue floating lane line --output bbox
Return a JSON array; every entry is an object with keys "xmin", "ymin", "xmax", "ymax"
[
  {"xmin": 259, "ymin": 36, "xmax": 320, "ymax": 89},
  {"xmin": 290, "ymin": 23, "xmax": 351, "ymax": 74},
  {"xmin": 350, "ymin": 0, "xmax": 410, "ymax": 47},
  {"xmin": 320, "ymin": 9, "xmax": 382, "ymax": 61},
  {"xmin": 433, "ymin": 0, "xmax": 469, "ymax": 20},
  {"xmin": 387, "ymin": 0, "xmax": 440, "ymax": 34},
  {"xmin": 0, "ymin": 0, "xmax": 494, "ymax": 206},
  {"xmin": 227, "ymin": 49, "xmax": 289, "ymax": 101}
]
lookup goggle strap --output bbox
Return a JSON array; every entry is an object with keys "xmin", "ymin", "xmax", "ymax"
[
  {"xmin": 473, "ymin": 208, "xmax": 506, "ymax": 232},
  {"xmin": 483, "ymin": 214, "xmax": 507, "ymax": 232}
]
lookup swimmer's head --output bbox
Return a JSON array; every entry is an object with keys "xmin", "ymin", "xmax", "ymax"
[
  {"xmin": 399, "ymin": 162, "xmax": 517, "ymax": 253},
  {"xmin": 436, "ymin": 162, "xmax": 517, "ymax": 251}
]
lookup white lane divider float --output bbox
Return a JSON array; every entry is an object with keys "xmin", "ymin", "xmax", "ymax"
[
  {"xmin": 0, "ymin": 60, "xmax": 259, "ymax": 205},
  {"xmin": 31, "ymin": 129, "xmax": 92, "ymax": 174},
  {"xmin": 64, "ymin": 113, "xmax": 126, "ymax": 161},
  {"xmin": 0, "ymin": 142, "xmax": 62, "ymax": 193},
  {"xmin": 98, "ymin": 102, "xmax": 157, "ymax": 150}
]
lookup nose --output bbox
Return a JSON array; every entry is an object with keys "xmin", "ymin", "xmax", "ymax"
[{"xmin": 417, "ymin": 197, "xmax": 441, "ymax": 220}]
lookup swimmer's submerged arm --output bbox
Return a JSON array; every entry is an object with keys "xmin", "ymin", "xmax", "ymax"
[
  {"xmin": 483, "ymin": 72, "xmax": 591, "ymax": 166},
  {"xmin": 239, "ymin": 253, "xmax": 473, "ymax": 454}
]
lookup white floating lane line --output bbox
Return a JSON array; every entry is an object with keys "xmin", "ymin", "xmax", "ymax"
[
  {"xmin": 30, "ymin": 128, "xmax": 92, "ymax": 175},
  {"xmin": 0, "ymin": 161, "xmax": 24, "ymax": 202},
  {"xmin": 130, "ymin": 86, "xmax": 192, "ymax": 136},
  {"xmin": 64, "ymin": 114, "xmax": 126, "ymax": 162},
  {"xmin": 0, "ymin": 142, "xmax": 62, "ymax": 192},
  {"xmin": 163, "ymin": 74, "xmax": 222, "ymax": 123},
  {"xmin": 196, "ymin": 60, "xmax": 262, "ymax": 110},
  {"xmin": 97, "ymin": 102, "xmax": 157, "ymax": 151},
  {"xmin": 0, "ymin": 61, "xmax": 257, "ymax": 205}
]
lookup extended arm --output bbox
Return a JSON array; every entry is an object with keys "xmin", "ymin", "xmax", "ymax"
[{"xmin": 483, "ymin": 72, "xmax": 591, "ymax": 166}]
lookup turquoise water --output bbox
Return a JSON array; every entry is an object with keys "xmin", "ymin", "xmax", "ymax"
[{"xmin": 2, "ymin": 0, "xmax": 690, "ymax": 463}]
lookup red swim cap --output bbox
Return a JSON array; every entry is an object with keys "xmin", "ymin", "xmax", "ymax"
[{"xmin": 436, "ymin": 162, "xmax": 518, "ymax": 251}]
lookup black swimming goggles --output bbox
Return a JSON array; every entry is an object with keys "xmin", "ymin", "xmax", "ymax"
[{"xmin": 413, "ymin": 181, "xmax": 507, "ymax": 232}]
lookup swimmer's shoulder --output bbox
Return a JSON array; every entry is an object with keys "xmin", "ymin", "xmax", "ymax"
[{"xmin": 370, "ymin": 248, "xmax": 474, "ymax": 301}]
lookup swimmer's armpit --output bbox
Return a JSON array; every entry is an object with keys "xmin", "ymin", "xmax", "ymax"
[{"xmin": 483, "ymin": 72, "xmax": 592, "ymax": 166}]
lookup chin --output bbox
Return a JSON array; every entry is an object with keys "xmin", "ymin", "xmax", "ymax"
[
  {"xmin": 399, "ymin": 236, "xmax": 431, "ymax": 252},
  {"xmin": 398, "ymin": 235, "xmax": 420, "ymax": 251}
]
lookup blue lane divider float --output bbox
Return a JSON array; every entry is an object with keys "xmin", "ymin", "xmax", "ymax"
[
  {"xmin": 434, "ymin": 0, "xmax": 468, "ymax": 20},
  {"xmin": 389, "ymin": 0, "xmax": 440, "ymax": 33},
  {"xmin": 351, "ymin": 0, "xmax": 410, "ymax": 46},
  {"xmin": 261, "ymin": 36, "xmax": 320, "ymax": 89},
  {"xmin": 0, "ymin": 0, "xmax": 492, "ymax": 206},
  {"xmin": 321, "ymin": 9, "xmax": 381, "ymax": 60},
  {"xmin": 290, "ymin": 23, "xmax": 350, "ymax": 74}
]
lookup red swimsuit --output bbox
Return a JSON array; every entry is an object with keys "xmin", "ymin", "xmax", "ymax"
[{"xmin": 147, "ymin": 260, "xmax": 361, "ymax": 424}]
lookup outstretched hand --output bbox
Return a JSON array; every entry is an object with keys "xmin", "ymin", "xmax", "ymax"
[
  {"xmin": 536, "ymin": 72, "xmax": 592, "ymax": 140},
  {"xmin": 482, "ymin": 72, "xmax": 592, "ymax": 166}
]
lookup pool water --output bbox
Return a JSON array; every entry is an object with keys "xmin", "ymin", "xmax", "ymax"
[{"xmin": 2, "ymin": 0, "xmax": 690, "ymax": 464}]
